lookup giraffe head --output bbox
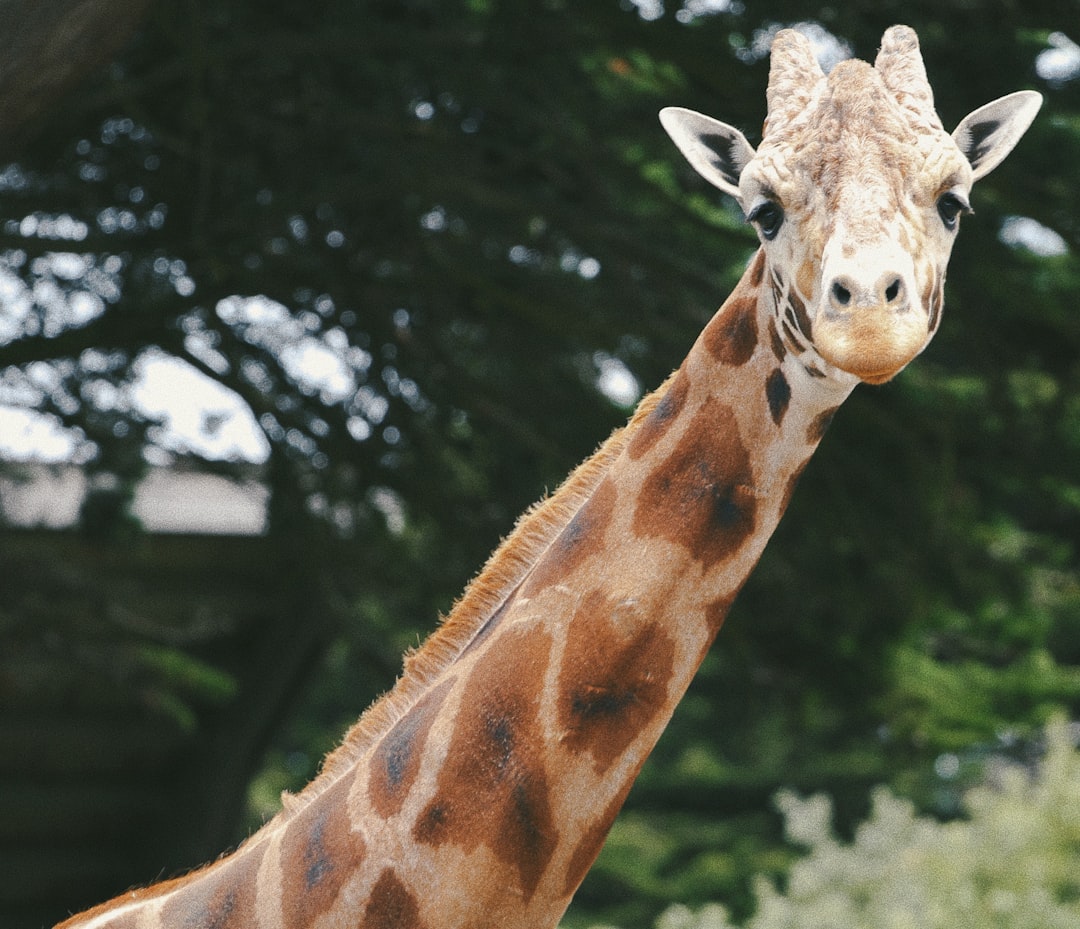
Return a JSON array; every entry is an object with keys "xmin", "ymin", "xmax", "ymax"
[{"xmin": 661, "ymin": 25, "xmax": 1041, "ymax": 384}]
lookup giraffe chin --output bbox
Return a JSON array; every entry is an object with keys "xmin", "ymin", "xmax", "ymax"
[{"xmin": 814, "ymin": 313, "xmax": 930, "ymax": 386}]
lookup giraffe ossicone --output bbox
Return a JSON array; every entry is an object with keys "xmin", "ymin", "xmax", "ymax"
[{"xmin": 57, "ymin": 25, "xmax": 1039, "ymax": 929}]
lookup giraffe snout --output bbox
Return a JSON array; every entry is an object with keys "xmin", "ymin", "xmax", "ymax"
[{"xmin": 813, "ymin": 254, "xmax": 928, "ymax": 384}]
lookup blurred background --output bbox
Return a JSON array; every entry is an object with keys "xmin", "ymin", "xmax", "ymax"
[{"xmin": 0, "ymin": 1, "xmax": 1077, "ymax": 927}]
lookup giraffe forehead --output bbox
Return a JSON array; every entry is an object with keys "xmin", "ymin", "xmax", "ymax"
[{"xmin": 754, "ymin": 59, "xmax": 963, "ymax": 216}]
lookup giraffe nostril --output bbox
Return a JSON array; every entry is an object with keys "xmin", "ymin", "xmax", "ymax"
[
  {"xmin": 829, "ymin": 274, "xmax": 906, "ymax": 311},
  {"xmin": 885, "ymin": 277, "xmax": 903, "ymax": 304}
]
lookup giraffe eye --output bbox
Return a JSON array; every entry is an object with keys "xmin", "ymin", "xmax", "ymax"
[
  {"xmin": 747, "ymin": 200, "xmax": 785, "ymax": 240},
  {"xmin": 937, "ymin": 191, "xmax": 971, "ymax": 231}
]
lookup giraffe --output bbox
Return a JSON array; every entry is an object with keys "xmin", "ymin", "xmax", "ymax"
[{"xmin": 57, "ymin": 25, "xmax": 1040, "ymax": 929}]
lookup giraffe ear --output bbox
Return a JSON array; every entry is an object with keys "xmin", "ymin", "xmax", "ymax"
[
  {"xmin": 953, "ymin": 90, "xmax": 1042, "ymax": 182},
  {"xmin": 660, "ymin": 107, "xmax": 756, "ymax": 200}
]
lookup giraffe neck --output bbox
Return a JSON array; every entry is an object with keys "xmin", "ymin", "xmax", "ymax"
[{"xmin": 57, "ymin": 249, "xmax": 855, "ymax": 929}]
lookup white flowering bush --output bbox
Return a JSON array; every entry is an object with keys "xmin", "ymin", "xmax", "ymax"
[{"xmin": 615, "ymin": 718, "xmax": 1080, "ymax": 929}]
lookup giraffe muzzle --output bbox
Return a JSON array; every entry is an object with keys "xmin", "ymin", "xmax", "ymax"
[{"xmin": 814, "ymin": 269, "xmax": 929, "ymax": 383}]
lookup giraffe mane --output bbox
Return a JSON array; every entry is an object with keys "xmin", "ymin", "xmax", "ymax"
[{"xmin": 278, "ymin": 374, "xmax": 673, "ymax": 816}]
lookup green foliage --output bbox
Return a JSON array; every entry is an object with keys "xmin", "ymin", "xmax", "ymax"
[
  {"xmin": 133, "ymin": 643, "xmax": 239, "ymax": 730},
  {"xmin": 612, "ymin": 719, "xmax": 1080, "ymax": 929},
  {"xmin": 2, "ymin": 2, "xmax": 1079, "ymax": 928},
  {"xmin": 890, "ymin": 646, "xmax": 1080, "ymax": 753}
]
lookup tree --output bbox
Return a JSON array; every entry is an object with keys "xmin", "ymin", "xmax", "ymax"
[
  {"xmin": 0, "ymin": 0, "xmax": 149, "ymax": 156},
  {"xmin": 1, "ymin": 3, "xmax": 1077, "ymax": 928}
]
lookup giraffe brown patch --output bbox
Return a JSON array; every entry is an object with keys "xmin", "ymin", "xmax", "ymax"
[
  {"xmin": 360, "ymin": 869, "xmax": 425, "ymax": 929},
  {"xmin": 765, "ymin": 368, "xmax": 791, "ymax": 426},
  {"xmin": 796, "ymin": 259, "xmax": 816, "ymax": 303},
  {"xmin": 159, "ymin": 845, "xmax": 263, "ymax": 929},
  {"xmin": 632, "ymin": 397, "xmax": 757, "ymax": 568},
  {"xmin": 788, "ymin": 288, "xmax": 813, "ymax": 338},
  {"xmin": 520, "ymin": 478, "xmax": 617, "ymax": 599},
  {"xmin": 628, "ymin": 370, "xmax": 689, "ymax": 461},
  {"xmin": 748, "ymin": 248, "xmax": 766, "ymax": 287},
  {"xmin": 704, "ymin": 590, "xmax": 739, "ymax": 635},
  {"xmin": 557, "ymin": 590, "xmax": 677, "ymax": 774},
  {"xmin": 413, "ymin": 625, "xmax": 558, "ymax": 902},
  {"xmin": 781, "ymin": 318, "xmax": 801, "ymax": 352},
  {"xmin": 926, "ymin": 280, "xmax": 944, "ymax": 333},
  {"xmin": 369, "ymin": 678, "xmax": 455, "ymax": 819},
  {"xmin": 703, "ymin": 295, "xmax": 758, "ymax": 367},
  {"xmin": 561, "ymin": 781, "xmax": 636, "ymax": 896},
  {"xmin": 280, "ymin": 775, "xmax": 366, "ymax": 929},
  {"xmin": 769, "ymin": 322, "xmax": 787, "ymax": 362},
  {"xmin": 806, "ymin": 405, "xmax": 840, "ymax": 445}
]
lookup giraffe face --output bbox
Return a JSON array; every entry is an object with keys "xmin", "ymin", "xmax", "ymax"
[
  {"xmin": 660, "ymin": 25, "xmax": 1041, "ymax": 385},
  {"xmin": 739, "ymin": 57, "xmax": 972, "ymax": 384}
]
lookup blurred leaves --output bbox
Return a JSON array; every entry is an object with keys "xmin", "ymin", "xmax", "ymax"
[
  {"xmin": 0, "ymin": 2, "xmax": 1078, "ymax": 928},
  {"xmin": 636, "ymin": 718, "xmax": 1080, "ymax": 929}
]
